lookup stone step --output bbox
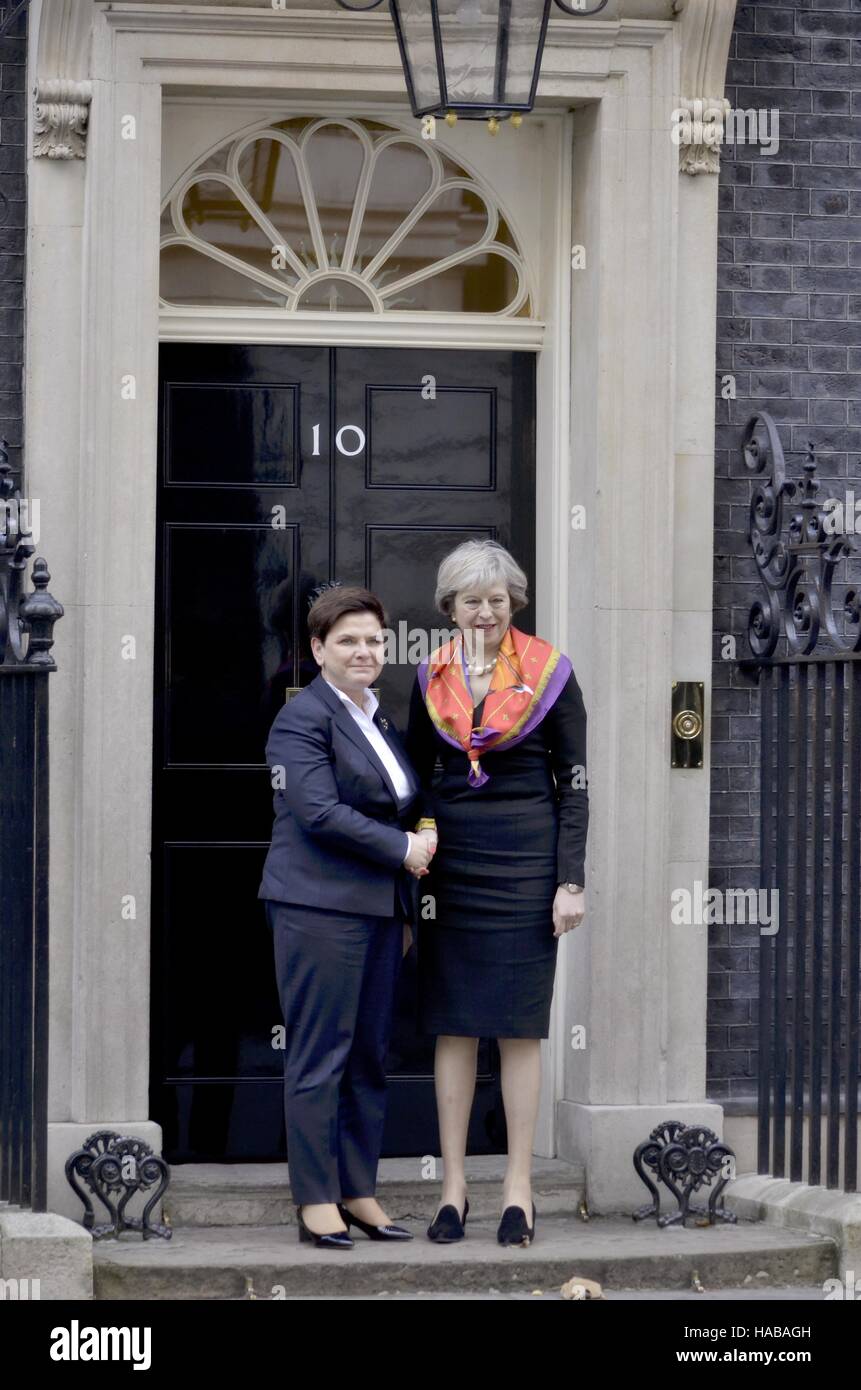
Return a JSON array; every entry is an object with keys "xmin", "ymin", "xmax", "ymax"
[
  {"xmin": 280, "ymin": 1285, "xmax": 833, "ymax": 1302},
  {"xmin": 162, "ymin": 1156, "xmax": 586, "ymax": 1228},
  {"xmin": 93, "ymin": 1215, "xmax": 837, "ymax": 1301}
]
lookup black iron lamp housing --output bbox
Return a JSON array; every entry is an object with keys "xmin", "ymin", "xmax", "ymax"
[{"xmin": 335, "ymin": 0, "xmax": 610, "ymax": 130}]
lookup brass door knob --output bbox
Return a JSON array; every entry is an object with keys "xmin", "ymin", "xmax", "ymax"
[
  {"xmin": 671, "ymin": 681, "xmax": 704, "ymax": 767},
  {"xmin": 672, "ymin": 708, "xmax": 703, "ymax": 741}
]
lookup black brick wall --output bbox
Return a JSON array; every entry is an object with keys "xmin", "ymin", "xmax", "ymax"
[
  {"xmin": 0, "ymin": 6, "xmax": 26, "ymax": 486},
  {"xmin": 709, "ymin": 0, "xmax": 861, "ymax": 1106}
]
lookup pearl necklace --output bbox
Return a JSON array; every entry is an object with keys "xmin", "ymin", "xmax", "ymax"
[{"xmin": 464, "ymin": 655, "xmax": 498, "ymax": 676}]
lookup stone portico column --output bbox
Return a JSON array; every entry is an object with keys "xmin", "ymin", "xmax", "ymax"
[{"xmin": 26, "ymin": 0, "xmax": 164, "ymax": 1220}]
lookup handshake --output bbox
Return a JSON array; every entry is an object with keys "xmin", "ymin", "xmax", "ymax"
[{"xmin": 404, "ymin": 824, "xmax": 438, "ymax": 878}]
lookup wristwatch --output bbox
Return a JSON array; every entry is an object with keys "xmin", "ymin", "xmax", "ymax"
[{"xmin": 560, "ymin": 881, "xmax": 584, "ymax": 893}]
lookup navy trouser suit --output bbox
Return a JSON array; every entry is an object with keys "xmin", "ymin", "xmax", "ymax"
[{"xmin": 258, "ymin": 674, "xmax": 420, "ymax": 1206}]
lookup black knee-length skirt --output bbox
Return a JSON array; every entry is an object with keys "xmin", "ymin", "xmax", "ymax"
[{"xmin": 417, "ymin": 795, "xmax": 560, "ymax": 1039}]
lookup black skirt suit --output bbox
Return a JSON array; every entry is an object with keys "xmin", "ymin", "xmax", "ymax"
[{"xmin": 405, "ymin": 666, "xmax": 588, "ymax": 1039}]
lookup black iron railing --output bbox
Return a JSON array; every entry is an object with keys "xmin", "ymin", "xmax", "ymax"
[
  {"xmin": 739, "ymin": 411, "xmax": 861, "ymax": 1193},
  {"xmin": 0, "ymin": 451, "xmax": 63, "ymax": 1211}
]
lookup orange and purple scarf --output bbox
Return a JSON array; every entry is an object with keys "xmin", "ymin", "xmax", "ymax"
[{"xmin": 417, "ymin": 625, "xmax": 572, "ymax": 787}]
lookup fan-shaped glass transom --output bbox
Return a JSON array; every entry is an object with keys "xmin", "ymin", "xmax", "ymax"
[{"xmin": 159, "ymin": 116, "xmax": 532, "ymax": 317}]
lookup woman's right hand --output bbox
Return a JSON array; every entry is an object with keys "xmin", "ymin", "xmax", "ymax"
[{"xmin": 404, "ymin": 831, "xmax": 434, "ymax": 875}]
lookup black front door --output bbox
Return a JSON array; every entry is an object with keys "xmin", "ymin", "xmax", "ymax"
[{"xmin": 152, "ymin": 343, "xmax": 536, "ymax": 1162}]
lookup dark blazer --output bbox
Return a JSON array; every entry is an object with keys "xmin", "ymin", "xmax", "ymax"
[{"xmin": 258, "ymin": 674, "xmax": 421, "ymax": 918}]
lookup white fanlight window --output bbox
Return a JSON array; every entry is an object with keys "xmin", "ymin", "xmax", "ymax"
[{"xmin": 159, "ymin": 116, "xmax": 533, "ymax": 317}]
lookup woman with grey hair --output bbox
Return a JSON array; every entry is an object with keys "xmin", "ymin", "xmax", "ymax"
[{"xmin": 405, "ymin": 538, "xmax": 589, "ymax": 1247}]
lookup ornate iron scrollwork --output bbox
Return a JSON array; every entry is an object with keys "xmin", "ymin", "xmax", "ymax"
[
  {"xmin": 65, "ymin": 1131, "xmax": 172, "ymax": 1241},
  {"xmin": 632, "ymin": 1120, "xmax": 737, "ymax": 1229},
  {"xmin": 742, "ymin": 411, "xmax": 861, "ymax": 659}
]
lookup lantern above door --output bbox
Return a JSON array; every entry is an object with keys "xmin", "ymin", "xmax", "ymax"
[{"xmin": 335, "ymin": 0, "xmax": 610, "ymax": 127}]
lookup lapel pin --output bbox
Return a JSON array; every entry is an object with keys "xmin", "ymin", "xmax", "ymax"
[{"xmin": 379, "ymin": 716, "xmax": 389, "ymax": 731}]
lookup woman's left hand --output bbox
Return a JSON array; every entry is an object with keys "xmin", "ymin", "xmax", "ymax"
[{"xmin": 552, "ymin": 885, "xmax": 585, "ymax": 937}]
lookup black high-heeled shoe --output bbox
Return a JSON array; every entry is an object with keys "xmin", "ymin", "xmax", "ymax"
[
  {"xmin": 337, "ymin": 1203, "xmax": 413, "ymax": 1241},
  {"xmin": 296, "ymin": 1205, "xmax": 354, "ymax": 1249},
  {"xmin": 497, "ymin": 1202, "xmax": 536, "ymax": 1246},
  {"xmin": 426, "ymin": 1197, "xmax": 469, "ymax": 1243}
]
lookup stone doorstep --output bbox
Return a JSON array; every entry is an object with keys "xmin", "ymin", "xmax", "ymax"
[
  {"xmin": 162, "ymin": 1155, "xmax": 586, "ymax": 1228},
  {"xmin": 724, "ymin": 1175, "xmax": 861, "ymax": 1281},
  {"xmin": 0, "ymin": 1208, "xmax": 93, "ymax": 1301},
  {"xmin": 91, "ymin": 1216, "xmax": 838, "ymax": 1301},
  {"xmin": 280, "ymin": 1286, "xmax": 834, "ymax": 1302}
]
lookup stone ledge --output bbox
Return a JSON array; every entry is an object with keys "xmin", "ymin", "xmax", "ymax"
[
  {"xmin": 557, "ymin": 1101, "xmax": 726, "ymax": 1213},
  {"xmin": 724, "ymin": 1174, "xmax": 861, "ymax": 1280},
  {"xmin": 48, "ymin": 1121, "xmax": 163, "ymax": 1225},
  {"xmin": 0, "ymin": 1207, "xmax": 93, "ymax": 1300}
]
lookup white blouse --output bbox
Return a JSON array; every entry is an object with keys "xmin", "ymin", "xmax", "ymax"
[{"xmin": 322, "ymin": 678, "xmax": 413, "ymax": 802}]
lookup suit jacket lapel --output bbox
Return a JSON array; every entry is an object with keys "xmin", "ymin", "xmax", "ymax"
[
  {"xmin": 375, "ymin": 714, "xmax": 419, "ymax": 799},
  {"xmin": 310, "ymin": 674, "xmax": 406, "ymax": 808}
]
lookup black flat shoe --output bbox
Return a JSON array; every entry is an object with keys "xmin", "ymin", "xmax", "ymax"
[
  {"xmin": 338, "ymin": 1203, "xmax": 413, "ymax": 1241},
  {"xmin": 427, "ymin": 1197, "xmax": 469, "ymax": 1243},
  {"xmin": 497, "ymin": 1202, "xmax": 536, "ymax": 1247},
  {"xmin": 296, "ymin": 1205, "xmax": 354, "ymax": 1249}
]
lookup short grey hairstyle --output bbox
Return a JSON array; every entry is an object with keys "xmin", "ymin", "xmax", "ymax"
[{"xmin": 434, "ymin": 539, "xmax": 529, "ymax": 617}]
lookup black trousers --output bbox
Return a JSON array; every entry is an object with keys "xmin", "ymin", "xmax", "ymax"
[{"xmin": 266, "ymin": 900, "xmax": 403, "ymax": 1206}]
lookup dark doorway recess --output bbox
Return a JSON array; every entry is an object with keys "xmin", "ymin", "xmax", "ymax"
[{"xmin": 152, "ymin": 343, "xmax": 536, "ymax": 1162}]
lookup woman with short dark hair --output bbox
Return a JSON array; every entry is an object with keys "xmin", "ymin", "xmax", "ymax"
[{"xmin": 258, "ymin": 585, "xmax": 433, "ymax": 1248}]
